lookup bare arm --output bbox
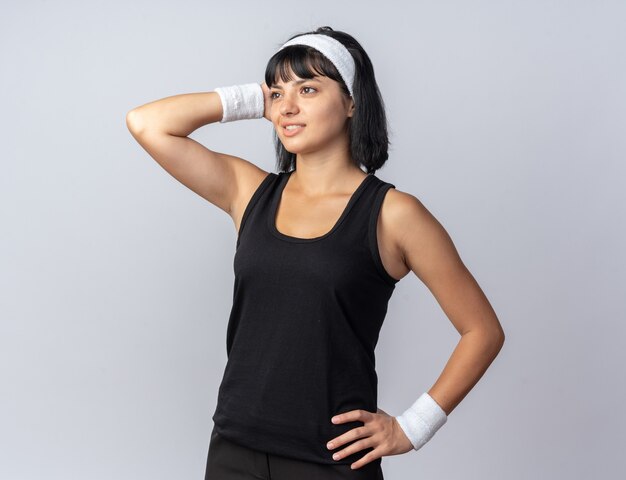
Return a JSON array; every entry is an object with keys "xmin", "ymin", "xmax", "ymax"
[
  {"xmin": 127, "ymin": 91, "xmax": 224, "ymax": 137},
  {"xmin": 389, "ymin": 192, "xmax": 506, "ymax": 416},
  {"xmin": 125, "ymin": 87, "xmax": 271, "ymax": 222}
]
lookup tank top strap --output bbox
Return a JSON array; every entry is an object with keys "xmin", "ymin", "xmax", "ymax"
[
  {"xmin": 236, "ymin": 172, "xmax": 278, "ymax": 249},
  {"xmin": 368, "ymin": 179, "xmax": 398, "ymax": 285},
  {"xmin": 338, "ymin": 174, "xmax": 398, "ymax": 285},
  {"xmin": 339, "ymin": 173, "xmax": 394, "ymax": 235}
]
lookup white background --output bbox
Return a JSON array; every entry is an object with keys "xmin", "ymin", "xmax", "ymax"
[{"xmin": 1, "ymin": 0, "xmax": 624, "ymax": 478}]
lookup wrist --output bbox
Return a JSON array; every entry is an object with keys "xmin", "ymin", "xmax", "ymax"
[
  {"xmin": 213, "ymin": 83, "xmax": 264, "ymax": 123},
  {"xmin": 395, "ymin": 392, "xmax": 448, "ymax": 451}
]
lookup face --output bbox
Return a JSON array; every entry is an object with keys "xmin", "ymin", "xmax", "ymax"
[{"xmin": 269, "ymin": 70, "xmax": 355, "ymax": 155}]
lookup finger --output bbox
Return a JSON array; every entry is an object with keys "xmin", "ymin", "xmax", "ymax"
[
  {"xmin": 332, "ymin": 409, "xmax": 368, "ymax": 425},
  {"xmin": 350, "ymin": 450, "xmax": 380, "ymax": 470},
  {"xmin": 331, "ymin": 436, "xmax": 372, "ymax": 462},
  {"xmin": 327, "ymin": 425, "xmax": 368, "ymax": 450}
]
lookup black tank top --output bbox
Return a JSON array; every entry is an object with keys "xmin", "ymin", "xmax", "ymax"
[{"xmin": 211, "ymin": 169, "xmax": 399, "ymax": 466}]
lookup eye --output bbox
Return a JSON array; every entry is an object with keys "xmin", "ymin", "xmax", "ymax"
[{"xmin": 269, "ymin": 86, "xmax": 316, "ymax": 100}]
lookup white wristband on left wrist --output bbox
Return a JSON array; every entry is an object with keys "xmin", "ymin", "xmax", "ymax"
[
  {"xmin": 213, "ymin": 82, "xmax": 264, "ymax": 123},
  {"xmin": 395, "ymin": 392, "xmax": 448, "ymax": 451}
]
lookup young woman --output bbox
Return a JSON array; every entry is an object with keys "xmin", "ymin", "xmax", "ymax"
[{"xmin": 127, "ymin": 26, "xmax": 505, "ymax": 480}]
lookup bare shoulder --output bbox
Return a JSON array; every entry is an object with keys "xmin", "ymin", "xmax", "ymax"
[
  {"xmin": 378, "ymin": 186, "xmax": 461, "ymax": 281},
  {"xmin": 230, "ymin": 161, "xmax": 272, "ymax": 235},
  {"xmin": 381, "ymin": 187, "xmax": 437, "ymax": 237},
  {"xmin": 382, "ymin": 186, "xmax": 504, "ymax": 343}
]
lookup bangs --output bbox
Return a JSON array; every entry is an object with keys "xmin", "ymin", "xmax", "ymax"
[
  {"xmin": 263, "ymin": 27, "xmax": 390, "ymax": 173},
  {"xmin": 264, "ymin": 45, "xmax": 347, "ymax": 94}
]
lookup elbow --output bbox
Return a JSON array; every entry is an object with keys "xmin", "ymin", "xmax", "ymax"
[
  {"xmin": 126, "ymin": 108, "xmax": 146, "ymax": 136},
  {"xmin": 492, "ymin": 328, "xmax": 505, "ymax": 355},
  {"xmin": 479, "ymin": 325, "xmax": 506, "ymax": 356}
]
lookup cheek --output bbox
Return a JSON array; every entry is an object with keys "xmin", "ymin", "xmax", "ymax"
[
  {"xmin": 317, "ymin": 100, "xmax": 344, "ymax": 120},
  {"xmin": 320, "ymin": 111, "xmax": 349, "ymax": 135}
]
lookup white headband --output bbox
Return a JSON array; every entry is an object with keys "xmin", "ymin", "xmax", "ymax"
[{"xmin": 278, "ymin": 34, "xmax": 355, "ymax": 98}]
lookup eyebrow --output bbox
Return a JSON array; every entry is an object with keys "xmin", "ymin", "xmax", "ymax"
[{"xmin": 270, "ymin": 78, "xmax": 321, "ymax": 89}]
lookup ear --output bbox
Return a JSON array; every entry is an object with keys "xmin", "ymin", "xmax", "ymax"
[{"xmin": 347, "ymin": 98, "xmax": 355, "ymax": 117}]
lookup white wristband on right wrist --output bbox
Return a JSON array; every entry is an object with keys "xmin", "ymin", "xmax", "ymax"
[
  {"xmin": 213, "ymin": 83, "xmax": 264, "ymax": 123},
  {"xmin": 395, "ymin": 392, "xmax": 448, "ymax": 451}
]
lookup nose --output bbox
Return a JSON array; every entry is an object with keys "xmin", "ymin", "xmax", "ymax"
[{"xmin": 279, "ymin": 90, "xmax": 300, "ymax": 116}]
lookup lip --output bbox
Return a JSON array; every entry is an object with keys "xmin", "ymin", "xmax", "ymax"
[{"xmin": 282, "ymin": 124, "xmax": 306, "ymax": 137}]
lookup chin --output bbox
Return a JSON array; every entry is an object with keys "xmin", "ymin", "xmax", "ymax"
[{"xmin": 283, "ymin": 146, "xmax": 305, "ymax": 155}]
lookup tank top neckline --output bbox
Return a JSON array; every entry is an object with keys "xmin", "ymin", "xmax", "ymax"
[{"xmin": 267, "ymin": 170, "xmax": 375, "ymax": 244}]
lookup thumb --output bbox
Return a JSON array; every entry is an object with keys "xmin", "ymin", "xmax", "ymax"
[{"xmin": 260, "ymin": 82, "xmax": 272, "ymax": 121}]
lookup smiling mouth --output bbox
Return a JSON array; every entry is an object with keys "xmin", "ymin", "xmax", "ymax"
[{"xmin": 282, "ymin": 124, "xmax": 306, "ymax": 136}]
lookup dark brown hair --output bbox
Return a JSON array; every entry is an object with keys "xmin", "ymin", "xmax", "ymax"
[{"xmin": 264, "ymin": 26, "xmax": 391, "ymax": 174}]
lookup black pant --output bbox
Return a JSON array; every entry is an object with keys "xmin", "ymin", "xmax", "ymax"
[{"xmin": 205, "ymin": 427, "xmax": 384, "ymax": 480}]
